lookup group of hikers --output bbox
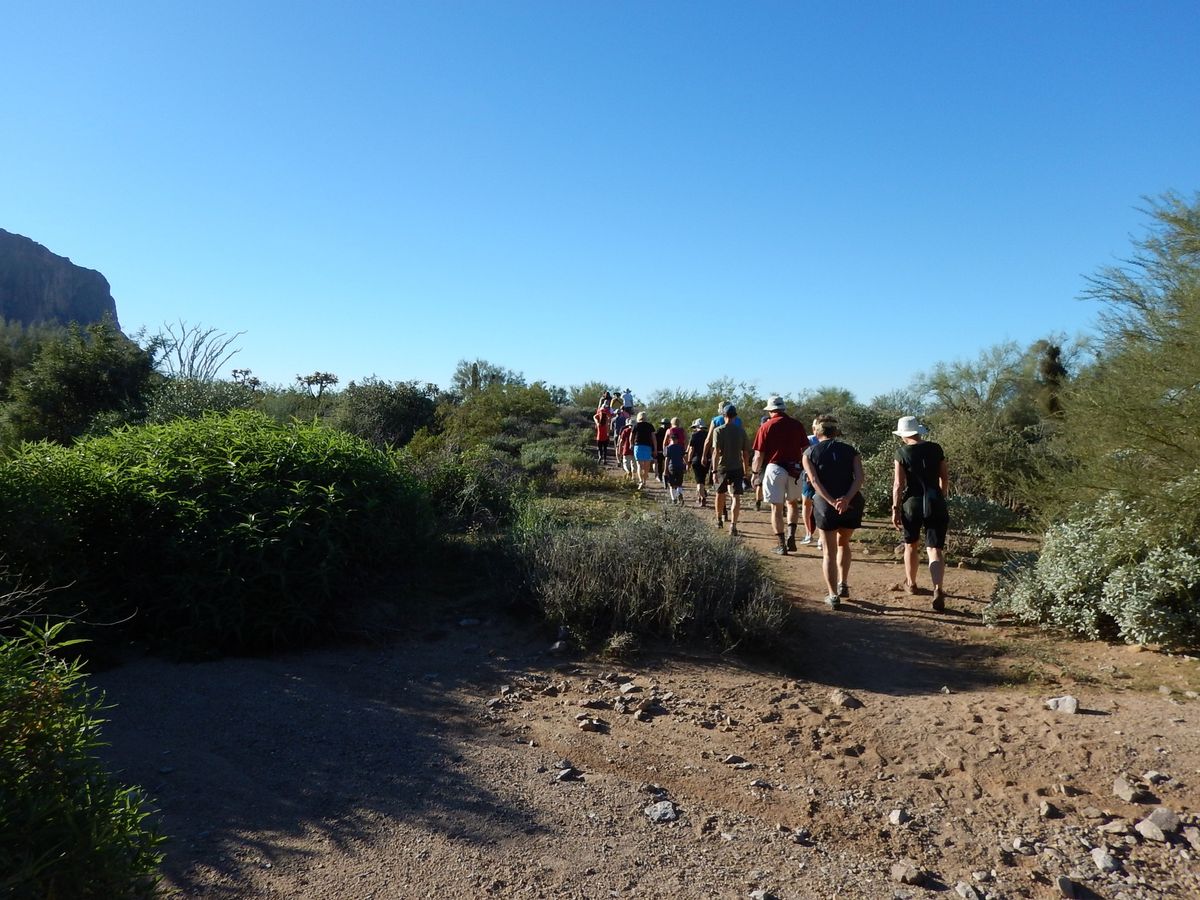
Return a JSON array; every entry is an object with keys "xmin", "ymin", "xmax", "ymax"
[{"xmin": 592, "ymin": 391, "xmax": 950, "ymax": 612}]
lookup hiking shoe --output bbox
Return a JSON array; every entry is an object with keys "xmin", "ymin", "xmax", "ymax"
[
  {"xmin": 716, "ymin": 518, "xmax": 724, "ymax": 529},
  {"xmin": 730, "ymin": 525, "xmax": 739, "ymax": 537},
  {"xmin": 799, "ymin": 535, "xmax": 813, "ymax": 546},
  {"xmin": 824, "ymin": 595, "xmax": 841, "ymax": 610},
  {"xmin": 772, "ymin": 545, "xmax": 788, "ymax": 556},
  {"xmin": 786, "ymin": 536, "xmax": 798, "ymax": 552},
  {"xmin": 755, "ymin": 499, "xmax": 762, "ymax": 511},
  {"xmin": 932, "ymin": 587, "xmax": 946, "ymax": 612},
  {"xmin": 904, "ymin": 581, "xmax": 919, "ymax": 595},
  {"xmin": 837, "ymin": 582, "xmax": 849, "ymax": 598},
  {"xmin": 816, "ymin": 539, "xmax": 823, "ymax": 551}
]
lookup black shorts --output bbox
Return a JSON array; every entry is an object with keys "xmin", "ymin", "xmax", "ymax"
[
  {"xmin": 900, "ymin": 497, "xmax": 950, "ymax": 549},
  {"xmin": 691, "ymin": 462, "xmax": 709, "ymax": 485},
  {"xmin": 665, "ymin": 463, "xmax": 685, "ymax": 487},
  {"xmin": 813, "ymin": 495, "xmax": 863, "ymax": 531},
  {"xmin": 716, "ymin": 470, "xmax": 745, "ymax": 495}
]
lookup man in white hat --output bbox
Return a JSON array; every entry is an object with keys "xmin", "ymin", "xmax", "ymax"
[{"xmin": 750, "ymin": 396, "xmax": 810, "ymax": 555}]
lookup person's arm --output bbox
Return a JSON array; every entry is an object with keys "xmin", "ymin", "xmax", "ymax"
[
  {"xmin": 750, "ymin": 450, "xmax": 764, "ymax": 482},
  {"xmin": 892, "ymin": 460, "xmax": 907, "ymax": 530},
  {"xmin": 835, "ymin": 453, "xmax": 865, "ymax": 514},
  {"xmin": 938, "ymin": 458, "xmax": 950, "ymax": 497},
  {"xmin": 741, "ymin": 433, "xmax": 752, "ymax": 473}
]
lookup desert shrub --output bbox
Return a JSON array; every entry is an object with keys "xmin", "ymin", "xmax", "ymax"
[
  {"xmin": 143, "ymin": 377, "xmax": 257, "ymax": 424},
  {"xmin": 860, "ymin": 445, "xmax": 895, "ymax": 516},
  {"xmin": 988, "ymin": 491, "xmax": 1200, "ymax": 647},
  {"xmin": 0, "ymin": 621, "xmax": 162, "ymax": 897},
  {"xmin": 415, "ymin": 443, "xmax": 532, "ymax": 531},
  {"xmin": 329, "ymin": 378, "xmax": 437, "ymax": 448},
  {"xmin": 519, "ymin": 440, "xmax": 560, "ymax": 480},
  {"xmin": 947, "ymin": 493, "xmax": 1020, "ymax": 534},
  {"xmin": 0, "ymin": 412, "xmax": 433, "ymax": 652},
  {"xmin": 518, "ymin": 513, "xmax": 790, "ymax": 649}
]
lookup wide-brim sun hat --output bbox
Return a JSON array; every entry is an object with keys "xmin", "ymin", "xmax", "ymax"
[
  {"xmin": 691, "ymin": 418, "xmax": 704, "ymax": 428},
  {"xmin": 763, "ymin": 395, "xmax": 787, "ymax": 412},
  {"xmin": 893, "ymin": 415, "xmax": 929, "ymax": 437}
]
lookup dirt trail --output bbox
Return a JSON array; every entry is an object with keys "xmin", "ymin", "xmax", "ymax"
[{"xmin": 95, "ymin": 474, "xmax": 1200, "ymax": 898}]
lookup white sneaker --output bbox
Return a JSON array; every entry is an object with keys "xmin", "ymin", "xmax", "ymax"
[{"xmin": 800, "ymin": 535, "xmax": 813, "ymax": 546}]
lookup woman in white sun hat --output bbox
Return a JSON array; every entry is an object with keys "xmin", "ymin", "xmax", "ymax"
[{"xmin": 891, "ymin": 415, "xmax": 951, "ymax": 611}]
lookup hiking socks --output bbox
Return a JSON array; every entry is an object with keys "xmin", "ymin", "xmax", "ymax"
[{"xmin": 787, "ymin": 523, "xmax": 797, "ymax": 540}]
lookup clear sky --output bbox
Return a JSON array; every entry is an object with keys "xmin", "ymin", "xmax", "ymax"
[{"xmin": 3, "ymin": 1, "xmax": 1197, "ymax": 403}]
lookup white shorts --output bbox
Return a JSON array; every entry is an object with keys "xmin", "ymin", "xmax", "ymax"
[{"xmin": 763, "ymin": 463, "xmax": 804, "ymax": 505}]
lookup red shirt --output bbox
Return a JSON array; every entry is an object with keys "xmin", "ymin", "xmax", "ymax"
[
  {"xmin": 594, "ymin": 407, "xmax": 611, "ymax": 441},
  {"xmin": 752, "ymin": 413, "xmax": 808, "ymax": 466}
]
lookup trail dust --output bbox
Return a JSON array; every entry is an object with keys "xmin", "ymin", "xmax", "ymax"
[{"xmin": 95, "ymin": 473, "xmax": 1200, "ymax": 898}]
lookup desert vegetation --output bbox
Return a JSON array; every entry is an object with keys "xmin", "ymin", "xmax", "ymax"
[{"xmin": 1, "ymin": 192, "xmax": 1198, "ymax": 895}]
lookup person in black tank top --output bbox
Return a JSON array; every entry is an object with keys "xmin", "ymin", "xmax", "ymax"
[
  {"xmin": 890, "ymin": 416, "xmax": 951, "ymax": 611},
  {"xmin": 802, "ymin": 416, "xmax": 865, "ymax": 610}
]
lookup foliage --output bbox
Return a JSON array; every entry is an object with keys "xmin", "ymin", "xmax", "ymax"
[
  {"xmin": 516, "ymin": 512, "xmax": 790, "ymax": 650},
  {"xmin": 987, "ymin": 488, "xmax": 1200, "ymax": 648},
  {"xmin": 439, "ymin": 381, "xmax": 558, "ymax": 448},
  {"xmin": 0, "ymin": 319, "xmax": 62, "ymax": 393},
  {"xmin": 149, "ymin": 320, "xmax": 243, "ymax": 381},
  {"xmin": 1046, "ymin": 192, "xmax": 1200, "ymax": 519},
  {"xmin": 1, "ymin": 318, "xmax": 155, "ymax": 445},
  {"xmin": 0, "ymin": 620, "xmax": 162, "ymax": 897},
  {"xmin": 330, "ymin": 377, "xmax": 437, "ymax": 448},
  {"xmin": 296, "ymin": 371, "xmax": 339, "ymax": 399},
  {"xmin": 0, "ymin": 412, "xmax": 433, "ymax": 652},
  {"xmin": 143, "ymin": 377, "xmax": 258, "ymax": 424},
  {"xmin": 570, "ymin": 381, "xmax": 615, "ymax": 409},
  {"xmin": 412, "ymin": 443, "xmax": 532, "ymax": 531},
  {"xmin": 450, "ymin": 358, "xmax": 524, "ymax": 397}
]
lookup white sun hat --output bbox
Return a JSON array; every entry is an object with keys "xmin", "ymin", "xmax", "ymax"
[
  {"xmin": 893, "ymin": 415, "xmax": 929, "ymax": 437},
  {"xmin": 762, "ymin": 395, "xmax": 787, "ymax": 412}
]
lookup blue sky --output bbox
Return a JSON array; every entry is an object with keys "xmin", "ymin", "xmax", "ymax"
[{"xmin": 3, "ymin": 1, "xmax": 1197, "ymax": 403}]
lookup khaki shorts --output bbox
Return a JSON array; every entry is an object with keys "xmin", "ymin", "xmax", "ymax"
[{"xmin": 762, "ymin": 463, "xmax": 804, "ymax": 505}]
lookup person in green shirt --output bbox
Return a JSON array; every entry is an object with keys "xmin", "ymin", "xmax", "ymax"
[{"xmin": 711, "ymin": 404, "xmax": 751, "ymax": 536}]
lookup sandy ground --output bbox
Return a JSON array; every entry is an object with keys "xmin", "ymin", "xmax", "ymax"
[{"xmin": 95, "ymin": 476, "xmax": 1200, "ymax": 899}]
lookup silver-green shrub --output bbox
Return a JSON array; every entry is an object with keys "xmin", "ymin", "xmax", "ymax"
[
  {"xmin": 518, "ymin": 512, "xmax": 790, "ymax": 649},
  {"xmin": 988, "ymin": 492, "xmax": 1200, "ymax": 647}
]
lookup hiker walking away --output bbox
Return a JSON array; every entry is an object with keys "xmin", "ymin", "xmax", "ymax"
[
  {"xmin": 712, "ymin": 405, "xmax": 751, "ymax": 536},
  {"xmin": 663, "ymin": 417, "xmax": 688, "ymax": 504},
  {"xmin": 702, "ymin": 401, "xmax": 742, "ymax": 489},
  {"xmin": 891, "ymin": 415, "xmax": 951, "ymax": 611},
  {"xmin": 800, "ymin": 419, "xmax": 820, "ymax": 548},
  {"xmin": 610, "ymin": 402, "xmax": 629, "ymax": 463},
  {"xmin": 803, "ymin": 416, "xmax": 865, "ymax": 609},
  {"xmin": 617, "ymin": 416, "xmax": 635, "ymax": 479},
  {"xmin": 750, "ymin": 396, "xmax": 809, "ymax": 555},
  {"xmin": 621, "ymin": 388, "xmax": 635, "ymax": 414},
  {"xmin": 631, "ymin": 411, "xmax": 656, "ymax": 489},
  {"xmin": 593, "ymin": 402, "xmax": 612, "ymax": 465},
  {"xmin": 685, "ymin": 418, "xmax": 710, "ymax": 507},
  {"xmin": 654, "ymin": 418, "xmax": 670, "ymax": 485}
]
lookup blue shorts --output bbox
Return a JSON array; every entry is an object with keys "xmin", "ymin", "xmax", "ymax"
[{"xmin": 633, "ymin": 444, "xmax": 653, "ymax": 462}]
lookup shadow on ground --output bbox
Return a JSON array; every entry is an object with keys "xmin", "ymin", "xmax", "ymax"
[{"xmin": 94, "ymin": 619, "xmax": 549, "ymax": 897}]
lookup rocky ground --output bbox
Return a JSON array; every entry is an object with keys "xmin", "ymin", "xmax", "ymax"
[{"xmin": 95, "ymin": 476, "xmax": 1200, "ymax": 898}]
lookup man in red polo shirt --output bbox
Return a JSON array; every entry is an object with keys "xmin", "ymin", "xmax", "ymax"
[{"xmin": 750, "ymin": 396, "xmax": 809, "ymax": 555}]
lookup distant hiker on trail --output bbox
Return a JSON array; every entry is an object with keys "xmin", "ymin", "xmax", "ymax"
[
  {"xmin": 617, "ymin": 417, "xmax": 635, "ymax": 478},
  {"xmin": 750, "ymin": 396, "xmax": 809, "ymax": 555},
  {"xmin": 685, "ymin": 418, "xmax": 709, "ymax": 507},
  {"xmin": 663, "ymin": 417, "xmax": 687, "ymax": 504},
  {"xmin": 621, "ymin": 388, "xmax": 634, "ymax": 414},
  {"xmin": 712, "ymin": 405, "xmax": 751, "ymax": 536},
  {"xmin": 892, "ymin": 415, "xmax": 951, "ymax": 611},
  {"xmin": 655, "ymin": 418, "xmax": 669, "ymax": 485},
  {"xmin": 803, "ymin": 416, "xmax": 865, "ymax": 609},
  {"xmin": 611, "ymin": 404, "xmax": 629, "ymax": 463},
  {"xmin": 593, "ymin": 403, "xmax": 612, "ymax": 465},
  {"xmin": 631, "ymin": 411, "xmax": 656, "ymax": 489},
  {"xmin": 801, "ymin": 419, "xmax": 820, "ymax": 548},
  {"xmin": 703, "ymin": 402, "xmax": 743, "ymax": 488}
]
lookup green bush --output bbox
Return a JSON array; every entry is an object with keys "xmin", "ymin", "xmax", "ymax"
[
  {"xmin": 988, "ymin": 491, "xmax": 1200, "ymax": 647},
  {"xmin": 414, "ymin": 443, "xmax": 532, "ymax": 531},
  {"xmin": 0, "ymin": 412, "xmax": 433, "ymax": 652},
  {"xmin": 0, "ymin": 621, "xmax": 162, "ymax": 897},
  {"xmin": 143, "ymin": 377, "xmax": 257, "ymax": 424},
  {"xmin": 517, "ymin": 512, "xmax": 790, "ymax": 649},
  {"xmin": 329, "ymin": 377, "xmax": 437, "ymax": 448}
]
